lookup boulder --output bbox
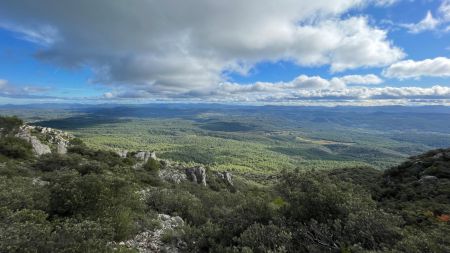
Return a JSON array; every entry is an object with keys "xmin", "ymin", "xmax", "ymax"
[
  {"xmin": 16, "ymin": 128, "xmax": 51, "ymax": 156},
  {"xmin": 185, "ymin": 166, "xmax": 207, "ymax": 186},
  {"xmin": 419, "ymin": 175, "xmax": 438, "ymax": 183},
  {"xmin": 216, "ymin": 171, "xmax": 233, "ymax": 186},
  {"xmin": 56, "ymin": 142, "xmax": 67, "ymax": 154},
  {"xmin": 135, "ymin": 151, "xmax": 157, "ymax": 163},
  {"xmin": 15, "ymin": 124, "xmax": 72, "ymax": 156},
  {"xmin": 114, "ymin": 214, "xmax": 185, "ymax": 253},
  {"xmin": 116, "ymin": 150, "xmax": 128, "ymax": 158},
  {"xmin": 29, "ymin": 136, "xmax": 52, "ymax": 156}
]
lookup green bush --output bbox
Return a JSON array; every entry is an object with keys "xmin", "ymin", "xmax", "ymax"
[
  {"xmin": 0, "ymin": 136, "xmax": 33, "ymax": 159},
  {"xmin": 0, "ymin": 116, "xmax": 23, "ymax": 136},
  {"xmin": 143, "ymin": 158, "xmax": 160, "ymax": 174},
  {"xmin": 238, "ymin": 223, "xmax": 292, "ymax": 252},
  {"xmin": 33, "ymin": 153, "xmax": 82, "ymax": 172}
]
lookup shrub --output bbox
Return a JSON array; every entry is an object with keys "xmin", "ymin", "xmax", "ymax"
[
  {"xmin": 143, "ymin": 158, "xmax": 160, "ymax": 174},
  {"xmin": 33, "ymin": 153, "xmax": 82, "ymax": 172},
  {"xmin": 0, "ymin": 136, "xmax": 33, "ymax": 159},
  {"xmin": 0, "ymin": 116, "xmax": 23, "ymax": 136},
  {"xmin": 238, "ymin": 223, "xmax": 292, "ymax": 252}
]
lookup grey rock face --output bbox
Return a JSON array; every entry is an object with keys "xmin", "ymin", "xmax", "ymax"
[
  {"xmin": 185, "ymin": 166, "xmax": 207, "ymax": 186},
  {"xmin": 135, "ymin": 151, "xmax": 157, "ymax": 163},
  {"xmin": 16, "ymin": 128, "xmax": 51, "ymax": 156},
  {"xmin": 15, "ymin": 125, "xmax": 72, "ymax": 156},
  {"xmin": 116, "ymin": 150, "xmax": 128, "ymax": 158},
  {"xmin": 56, "ymin": 142, "xmax": 67, "ymax": 154},
  {"xmin": 419, "ymin": 175, "xmax": 438, "ymax": 183},
  {"xmin": 32, "ymin": 177, "xmax": 50, "ymax": 186},
  {"xmin": 159, "ymin": 168, "xmax": 187, "ymax": 184},
  {"xmin": 216, "ymin": 171, "xmax": 233, "ymax": 186},
  {"xmin": 115, "ymin": 214, "xmax": 185, "ymax": 253}
]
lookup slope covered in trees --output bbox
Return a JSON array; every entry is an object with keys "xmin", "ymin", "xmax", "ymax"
[{"xmin": 0, "ymin": 116, "xmax": 449, "ymax": 252}]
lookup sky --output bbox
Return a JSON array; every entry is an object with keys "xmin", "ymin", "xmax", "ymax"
[{"xmin": 1, "ymin": 0, "xmax": 450, "ymax": 105}]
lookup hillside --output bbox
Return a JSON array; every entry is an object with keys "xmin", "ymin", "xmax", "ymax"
[{"xmin": 0, "ymin": 116, "xmax": 449, "ymax": 253}]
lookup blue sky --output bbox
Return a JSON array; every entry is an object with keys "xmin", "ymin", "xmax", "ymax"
[{"xmin": 0, "ymin": 0, "xmax": 450, "ymax": 105}]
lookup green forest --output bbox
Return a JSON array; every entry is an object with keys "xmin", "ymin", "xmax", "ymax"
[{"xmin": 1, "ymin": 115, "xmax": 449, "ymax": 252}]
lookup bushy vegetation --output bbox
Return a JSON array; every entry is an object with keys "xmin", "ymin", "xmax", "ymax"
[{"xmin": 0, "ymin": 115, "xmax": 449, "ymax": 252}]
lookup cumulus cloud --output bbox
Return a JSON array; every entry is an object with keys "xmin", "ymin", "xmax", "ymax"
[
  {"xmin": 402, "ymin": 2, "xmax": 450, "ymax": 34},
  {"xmin": 439, "ymin": 0, "xmax": 450, "ymax": 22},
  {"xmin": 0, "ymin": 0, "xmax": 404, "ymax": 95},
  {"xmin": 102, "ymin": 73, "xmax": 450, "ymax": 104},
  {"xmin": 384, "ymin": 57, "xmax": 450, "ymax": 79},
  {"xmin": 403, "ymin": 11, "xmax": 439, "ymax": 33},
  {"xmin": 372, "ymin": 0, "xmax": 400, "ymax": 6},
  {"xmin": 0, "ymin": 79, "xmax": 51, "ymax": 98},
  {"xmin": 334, "ymin": 74, "xmax": 383, "ymax": 85}
]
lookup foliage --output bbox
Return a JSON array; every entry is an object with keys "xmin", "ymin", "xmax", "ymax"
[
  {"xmin": 143, "ymin": 157, "xmax": 160, "ymax": 175},
  {"xmin": 0, "ymin": 115, "xmax": 449, "ymax": 252},
  {"xmin": 0, "ymin": 136, "xmax": 33, "ymax": 159},
  {"xmin": 0, "ymin": 115, "xmax": 23, "ymax": 136}
]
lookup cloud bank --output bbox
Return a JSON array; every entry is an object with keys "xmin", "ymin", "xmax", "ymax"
[
  {"xmin": 0, "ymin": 0, "xmax": 404, "ymax": 95},
  {"xmin": 384, "ymin": 57, "xmax": 450, "ymax": 79}
]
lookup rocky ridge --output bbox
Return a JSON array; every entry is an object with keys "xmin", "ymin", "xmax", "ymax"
[
  {"xmin": 121, "ymin": 150, "xmax": 234, "ymax": 187},
  {"xmin": 15, "ymin": 125, "xmax": 73, "ymax": 156}
]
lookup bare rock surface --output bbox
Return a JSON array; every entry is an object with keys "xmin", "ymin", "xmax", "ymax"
[
  {"xmin": 185, "ymin": 166, "xmax": 207, "ymax": 186},
  {"xmin": 216, "ymin": 171, "xmax": 233, "ymax": 186},
  {"xmin": 135, "ymin": 151, "xmax": 157, "ymax": 163},
  {"xmin": 15, "ymin": 125, "xmax": 73, "ymax": 155},
  {"xmin": 116, "ymin": 214, "xmax": 185, "ymax": 253}
]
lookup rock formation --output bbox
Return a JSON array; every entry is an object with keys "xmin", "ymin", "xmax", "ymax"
[
  {"xmin": 216, "ymin": 171, "xmax": 233, "ymax": 186},
  {"xmin": 16, "ymin": 126, "xmax": 51, "ymax": 156},
  {"xmin": 15, "ymin": 125, "xmax": 73, "ymax": 156},
  {"xmin": 185, "ymin": 166, "xmax": 207, "ymax": 186},
  {"xmin": 135, "ymin": 151, "xmax": 157, "ymax": 163},
  {"xmin": 115, "ymin": 214, "xmax": 186, "ymax": 253}
]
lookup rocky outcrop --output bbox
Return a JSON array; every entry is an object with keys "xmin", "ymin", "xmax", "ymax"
[
  {"xmin": 185, "ymin": 166, "xmax": 207, "ymax": 186},
  {"xmin": 16, "ymin": 126, "xmax": 51, "ymax": 156},
  {"xmin": 216, "ymin": 171, "xmax": 233, "ymax": 186},
  {"xmin": 15, "ymin": 125, "xmax": 73, "ymax": 156},
  {"xmin": 419, "ymin": 175, "xmax": 438, "ymax": 183},
  {"xmin": 115, "ymin": 214, "xmax": 186, "ymax": 253},
  {"xmin": 116, "ymin": 150, "xmax": 128, "ymax": 158},
  {"xmin": 159, "ymin": 167, "xmax": 187, "ymax": 184},
  {"xmin": 56, "ymin": 142, "xmax": 67, "ymax": 154},
  {"xmin": 135, "ymin": 151, "xmax": 157, "ymax": 163}
]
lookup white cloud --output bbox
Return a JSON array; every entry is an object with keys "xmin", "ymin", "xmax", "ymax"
[
  {"xmin": 403, "ymin": 11, "xmax": 440, "ymax": 33},
  {"xmin": 384, "ymin": 57, "xmax": 450, "ymax": 79},
  {"xmin": 102, "ymin": 73, "xmax": 450, "ymax": 104},
  {"xmin": 439, "ymin": 0, "xmax": 450, "ymax": 22},
  {"xmin": 334, "ymin": 74, "xmax": 383, "ymax": 85},
  {"xmin": 0, "ymin": 79, "xmax": 51, "ymax": 98},
  {"xmin": 0, "ymin": 0, "xmax": 404, "ymax": 95},
  {"xmin": 372, "ymin": 0, "xmax": 400, "ymax": 7},
  {"xmin": 401, "ymin": 2, "xmax": 450, "ymax": 34}
]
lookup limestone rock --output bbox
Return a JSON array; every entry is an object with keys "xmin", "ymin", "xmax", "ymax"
[
  {"xmin": 115, "ymin": 214, "xmax": 185, "ymax": 253},
  {"xmin": 419, "ymin": 175, "xmax": 438, "ymax": 183},
  {"xmin": 185, "ymin": 166, "xmax": 207, "ymax": 186},
  {"xmin": 16, "ymin": 128, "xmax": 51, "ymax": 156},
  {"xmin": 135, "ymin": 151, "xmax": 157, "ymax": 163},
  {"xmin": 159, "ymin": 168, "xmax": 187, "ymax": 184},
  {"xmin": 216, "ymin": 171, "xmax": 233, "ymax": 186},
  {"xmin": 116, "ymin": 150, "xmax": 128, "ymax": 158},
  {"xmin": 32, "ymin": 177, "xmax": 50, "ymax": 186},
  {"xmin": 57, "ymin": 142, "xmax": 67, "ymax": 154},
  {"xmin": 15, "ymin": 124, "xmax": 72, "ymax": 156}
]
